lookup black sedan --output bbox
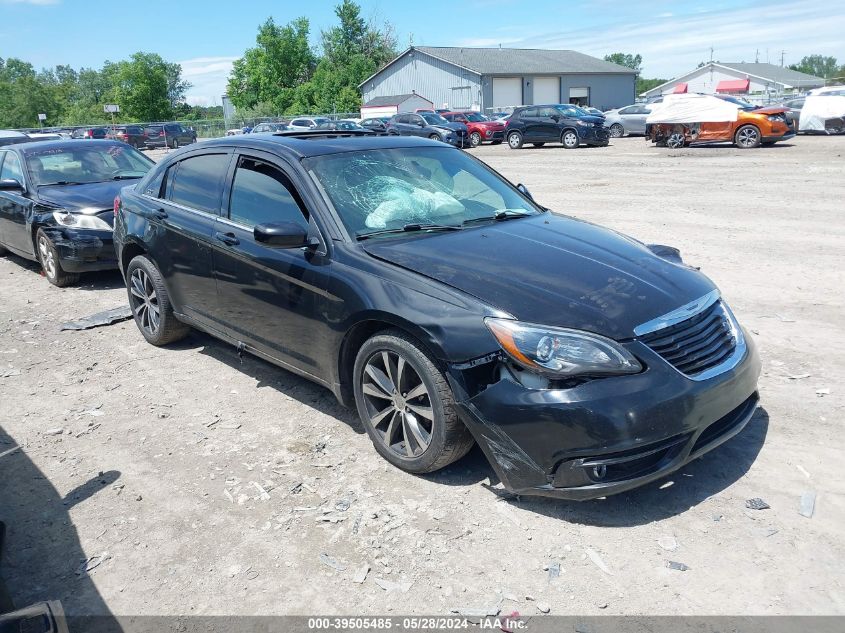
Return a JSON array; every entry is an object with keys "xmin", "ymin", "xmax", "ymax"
[
  {"xmin": 0, "ymin": 139, "xmax": 153, "ymax": 286},
  {"xmin": 113, "ymin": 134, "xmax": 760, "ymax": 499}
]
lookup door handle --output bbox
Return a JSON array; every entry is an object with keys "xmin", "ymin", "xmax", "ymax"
[
  {"xmin": 214, "ymin": 231, "xmax": 240, "ymax": 246},
  {"xmin": 152, "ymin": 207, "xmax": 168, "ymax": 220}
]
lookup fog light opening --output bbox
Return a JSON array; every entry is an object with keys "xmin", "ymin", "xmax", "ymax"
[{"xmin": 592, "ymin": 464, "xmax": 607, "ymax": 480}]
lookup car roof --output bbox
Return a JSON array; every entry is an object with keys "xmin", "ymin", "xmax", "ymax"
[
  {"xmin": 17, "ymin": 138, "xmax": 130, "ymax": 155},
  {"xmin": 185, "ymin": 133, "xmax": 454, "ymax": 159},
  {"xmin": 0, "ymin": 130, "xmax": 28, "ymax": 138}
]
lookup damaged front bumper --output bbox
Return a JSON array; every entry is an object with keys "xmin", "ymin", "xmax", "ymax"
[
  {"xmin": 447, "ymin": 333, "xmax": 761, "ymax": 500},
  {"xmin": 40, "ymin": 227, "xmax": 117, "ymax": 273}
]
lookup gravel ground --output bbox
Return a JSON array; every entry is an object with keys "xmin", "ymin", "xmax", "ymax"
[{"xmin": 1, "ymin": 135, "xmax": 843, "ymax": 618}]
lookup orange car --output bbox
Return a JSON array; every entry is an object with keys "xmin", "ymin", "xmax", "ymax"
[{"xmin": 647, "ymin": 96, "xmax": 796, "ymax": 148}]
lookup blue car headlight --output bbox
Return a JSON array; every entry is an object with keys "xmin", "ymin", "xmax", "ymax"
[{"xmin": 485, "ymin": 318, "xmax": 642, "ymax": 378}]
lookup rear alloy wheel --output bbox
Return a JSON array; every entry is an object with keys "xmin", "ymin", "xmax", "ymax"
[
  {"xmin": 469, "ymin": 131, "xmax": 482, "ymax": 147},
  {"xmin": 353, "ymin": 330, "xmax": 474, "ymax": 474},
  {"xmin": 735, "ymin": 125, "xmax": 761, "ymax": 149},
  {"xmin": 126, "ymin": 255, "xmax": 189, "ymax": 346},
  {"xmin": 36, "ymin": 229, "xmax": 79, "ymax": 287},
  {"xmin": 667, "ymin": 132, "xmax": 686, "ymax": 149},
  {"xmin": 562, "ymin": 130, "xmax": 579, "ymax": 149},
  {"xmin": 609, "ymin": 123, "xmax": 624, "ymax": 138},
  {"xmin": 507, "ymin": 131, "xmax": 524, "ymax": 149}
]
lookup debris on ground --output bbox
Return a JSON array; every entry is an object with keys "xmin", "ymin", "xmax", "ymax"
[
  {"xmin": 352, "ymin": 564, "xmax": 369, "ymax": 584},
  {"xmin": 666, "ymin": 561, "xmax": 690, "ymax": 571},
  {"xmin": 536, "ymin": 602, "xmax": 551, "ymax": 614},
  {"xmin": 657, "ymin": 536, "xmax": 678, "ymax": 551},
  {"xmin": 77, "ymin": 552, "xmax": 111, "ymax": 575},
  {"xmin": 44, "ymin": 428, "xmax": 64, "ymax": 436},
  {"xmin": 586, "ymin": 548, "xmax": 612, "ymax": 575},
  {"xmin": 60, "ymin": 306, "xmax": 133, "ymax": 331},
  {"xmin": 746, "ymin": 498, "xmax": 771, "ymax": 510},
  {"xmin": 815, "ymin": 388, "xmax": 830, "ymax": 397},
  {"xmin": 799, "ymin": 491, "xmax": 816, "ymax": 518},
  {"xmin": 796, "ymin": 465, "xmax": 811, "ymax": 479},
  {"xmin": 546, "ymin": 561, "xmax": 560, "ymax": 580},
  {"xmin": 787, "ymin": 374, "xmax": 811, "ymax": 380},
  {"xmin": 374, "ymin": 577, "xmax": 413, "ymax": 593},
  {"xmin": 319, "ymin": 553, "xmax": 346, "ymax": 571}
]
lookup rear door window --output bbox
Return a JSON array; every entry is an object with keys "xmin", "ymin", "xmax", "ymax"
[
  {"xmin": 0, "ymin": 151, "xmax": 24, "ymax": 183},
  {"xmin": 168, "ymin": 153, "xmax": 231, "ymax": 214}
]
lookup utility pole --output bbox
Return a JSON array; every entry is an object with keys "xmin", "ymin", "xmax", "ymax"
[
  {"xmin": 709, "ymin": 46, "xmax": 714, "ymax": 63},
  {"xmin": 755, "ymin": 49, "xmax": 759, "ymax": 63},
  {"xmin": 781, "ymin": 50, "xmax": 786, "ymax": 67}
]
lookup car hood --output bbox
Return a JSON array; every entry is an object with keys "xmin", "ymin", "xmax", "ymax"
[
  {"xmin": 361, "ymin": 214, "xmax": 716, "ymax": 339},
  {"xmin": 580, "ymin": 115, "xmax": 607, "ymax": 125},
  {"xmin": 752, "ymin": 106, "xmax": 788, "ymax": 115},
  {"xmin": 36, "ymin": 180, "xmax": 134, "ymax": 214},
  {"xmin": 433, "ymin": 122, "xmax": 466, "ymax": 133}
]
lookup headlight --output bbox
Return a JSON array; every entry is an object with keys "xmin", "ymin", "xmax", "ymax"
[
  {"xmin": 485, "ymin": 317, "xmax": 642, "ymax": 378},
  {"xmin": 576, "ymin": 120, "xmax": 591, "ymax": 127},
  {"xmin": 52, "ymin": 211, "xmax": 112, "ymax": 230},
  {"xmin": 766, "ymin": 115, "xmax": 783, "ymax": 122}
]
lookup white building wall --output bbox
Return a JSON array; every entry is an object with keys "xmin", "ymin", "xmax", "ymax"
[{"xmin": 647, "ymin": 66, "xmax": 779, "ymax": 97}]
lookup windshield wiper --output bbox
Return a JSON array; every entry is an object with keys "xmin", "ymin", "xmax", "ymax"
[
  {"xmin": 110, "ymin": 175, "xmax": 142, "ymax": 180},
  {"xmin": 357, "ymin": 223, "xmax": 462, "ymax": 241},
  {"xmin": 462, "ymin": 210, "xmax": 533, "ymax": 226},
  {"xmin": 37, "ymin": 181, "xmax": 89, "ymax": 187}
]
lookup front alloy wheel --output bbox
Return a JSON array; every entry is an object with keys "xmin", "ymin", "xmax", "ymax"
[
  {"xmin": 507, "ymin": 131, "xmax": 523, "ymax": 149},
  {"xmin": 353, "ymin": 330, "xmax": 474, "ymax": 474},
  {"xmin": 125, "ymin": 255, "xmax": 189, "ymax": 346},
  {"xmin": 562, "ymin": 130, "xmax": 579, "ymax": 149},
  {"xmin": 735, "ymin": 125, "xmax": 761, "ymax": 149},
  {"xmin": 609, "ymin": 123, "xmax": 624, "ymax": 137},
  {"xmin": 129, "ymin": 267, "xmax": 161, "ymax": 337},
  {"xmin": 470, "ymin": 131, "xmax": 482, "ymax": 147},
  {"xmin": 667, "ymin": 132, "xmax": 686, "ymax": 149},
  {"xmin": 36, "ymin": 228, "xmax": 79, "ymax": 287}
]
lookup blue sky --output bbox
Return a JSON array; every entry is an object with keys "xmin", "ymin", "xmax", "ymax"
[{"xmin": 2, "ymin": 0, "xmax": 843, "ymax": 104}]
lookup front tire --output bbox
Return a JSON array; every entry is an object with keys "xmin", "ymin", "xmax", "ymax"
[
  {"xmin": 353, "ymin": 330, "xmax": 474, "ymax": 474},
  {"xmin": 36, "ymin": 229, "xmax": 79, "ymax": 287},
  {"xmin": 609, "ymin": 123, "xmax": 624, "ymax": 138},
  {"xmin": 507, "ymin": 131, "xmax": 524, "ymax": 149},
  {"xmin": 469, "ymin": 131, "xmax": 482, "ymax": 147},
  {"xmin": 428, "ymin": 133, "xmax": 441, "ymax": 141},
  {"xmin": 126, "ymin": 255, "xmax": 189, "ymax": 346},
  {"xmin": 735, "ymin": 125, "xmax": 761, "ymax": 149},
  {"xmin": 562, "ymin": 129, "xmax": 579, "ymax": 149}
]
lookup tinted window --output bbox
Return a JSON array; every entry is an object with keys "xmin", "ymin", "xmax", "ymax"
[
  {"xmin": 291, "ymin": 119, "xmax": 307, "ymax": 127},
  {"xmin": 522, "ymin": 108, "xmax": 539, "ymax": 118},
  {"xmin": 537, "ymin": 107, "xmax": 558, "ymax": 118},
  {"xmin": 0, "ymin": 152, "xmax": 24, "ymax": 183},
  {"xmin": 619, "ymin": 106, "xmax": 637, "ymax": 114},
  {"xmin": 169, "ymin": 153, "xmax": 230, "ymax": 214},
  {"xmin": 228, "ymin": 157, "xmax": 307, "ymax": 228}
]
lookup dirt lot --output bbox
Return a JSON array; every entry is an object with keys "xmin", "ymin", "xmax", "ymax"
[{"xmin": 1, "ymin": 136, "xmax": 843, "ymax": 618}]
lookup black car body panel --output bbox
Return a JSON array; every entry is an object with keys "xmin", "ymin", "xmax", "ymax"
[
  {"xmin": 114, "ymin": 134, "xmax": 760, "ymax": 500},
  {"xmin": 0, "ymin": 140, "xmax": 151, "ymax": 272},
  {"xmin": 507, "ymin": 104, "xmax": 610, "ymax": 146}
]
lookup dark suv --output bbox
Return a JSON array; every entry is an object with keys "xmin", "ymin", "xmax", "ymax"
[
  {"xmin": 113, "ymin": 133, "xmax": 760, "ymax": 500},
  {"xmin": 71, "ymin": 127, "xmax": 108, "ymax": 140},
  {"xmin": 387, "ymin": 112, "xmax": 470, "ymax": 148},
  {"xmin": 107, "ymin": 125, "xmax": 147, "ymax": 148},
  {"xmin": 144, "ymin": 123, "xmax": 196, "ymax": 149},
  {"xmin": 505, "ymin": 104, "xmax": 609, "ymax": 149}
]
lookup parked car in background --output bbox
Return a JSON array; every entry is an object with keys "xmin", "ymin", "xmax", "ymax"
[
  {"xmin": 387, "ymin": 112, "xmax": 470, "ymax": 147},
  {"xmin": 107, "ymin": 125, "xmax": 147, "ymax": 148},
  {"xmin": 441, "ymin": 111, "xmax": 505, "ymax": 147},
  {"xmin": 0, "ymin": 140, "xmax": 153, "ymax": 286},
  {"xmin": 288, "ymin": 117, "xmax": 330, "ymax": 131},
  {"xmin": 144, "ymin": 123, "xmax": 196, "ymax": 149},
  {"xmin": 0, "ymin": 131, "xmax": 32, "ymax": 146},
  {"xmin": 584, "ymin": 107, "xmax": 605, "ymax": 118},
  {"xmin": 71, "ymin": 127, "xmax": 108, "ymax": 140},
  {"xmin": 778, "ymin": 97, "xmax": 804, "ymax": 129},
  {"xmin": 316, "ymin": 120, "xmax": 375, "ymax": 133},
  {"xmin": 251, "ymin": 122, "xmax": 289, "ymax": 134},
  {"xmin": 505, "ymin": 104, "xmax": 610, "ymax": 149},
  {"xmin": 361, "ymin": 117, "xmax": 391, "ymax": 132},
  {"xmin": 646, "ymin": 94, "xmax": 795, "ymax": 149},
  {"xmin": 603, "ymin": 104, "xmax": 653, "ymax": 137},
  {"xmin": 113, "ymin": 133, "xmax": 760, "ymax": 500}
]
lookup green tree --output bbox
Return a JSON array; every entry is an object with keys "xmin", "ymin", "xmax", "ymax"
[
  {"xmin": 108, "ymin": 52, "xmax": 177, "ymax": 121},
  {"xmin": 636, "ymin": 77, "xmax": 667, "ymax": 95},
  {"xmin": 227, "ymin": 17, "xmax": 316, "ymax": 112},
  {"xmin": 789, "ymin": 55, "xmax": 839, "ymax": 79},
  {"xmin": 604, "ymin": 53, "xmax": 642, "ymax": 71}
]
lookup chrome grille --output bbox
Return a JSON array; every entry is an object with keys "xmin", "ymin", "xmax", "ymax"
[{"xmin": 640, "ymin": 300, "xmax": 738, "ymax": 378}]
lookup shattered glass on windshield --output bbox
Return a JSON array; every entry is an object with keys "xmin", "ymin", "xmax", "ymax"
[{"xmin": 305, "ymin": 148, "xmax": 539, "ymax": 237}]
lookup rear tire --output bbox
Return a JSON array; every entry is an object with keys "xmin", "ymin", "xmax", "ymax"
[
  {"xmin": 609, "ymin": 123, "xmax": 624, "ymax": 137},
  {"xmin": 561, "ymin": 129, "xmax": 579, "ymax": 149},
  {"xmin": 36, "ymin": 229, "xmax": 79, "ymax": 287},
  {"xmin": 734, "ymin": 125, "xmax": 761, "ymax": 149},
  {"xmin": 126, "ymin": 255, "xmax": 189, "ymax": 346},
  {"xmin": 507, "ymin": 131, "xmax": 524, "ymax": 149},
  {"xmin": 171, "ymin": 138, "xmax": 179, "ymax": 149},
  {"xmin": 353, "ymin": 330, "xmax": 474, "ymax": 474}
]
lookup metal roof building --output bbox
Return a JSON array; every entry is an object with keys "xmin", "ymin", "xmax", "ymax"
[
  {"xmin": 359, "ymin": 46, "xmax": 638, "ymax": 113},
  {"xmin": 641, "ymin": 62, "xmax": 825, "ymax": 98}
]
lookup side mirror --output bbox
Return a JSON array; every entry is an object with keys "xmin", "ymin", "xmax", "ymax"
[
  {"xmin": 254, "ymin": 222, "xmax": 312, "ymax": 248},
  {"xmin": 516, "ymin": 183, "xmax": 533, "ymax": 200},
  {"xmin": 417, "ymin": 121, "xmax": 425, "ymax": 127},
  {"xmin": 0, "ymin": 178, "xmax": 23, "ymax": 192}
]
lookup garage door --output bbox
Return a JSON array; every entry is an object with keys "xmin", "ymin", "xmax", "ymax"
[
  {"xmin": 492, "ymin": 77, "xmax": 523, "ymax": 108},
  {"xmin": 533, "ymin": 77, "xmax": 560, "ymax": 104}
]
